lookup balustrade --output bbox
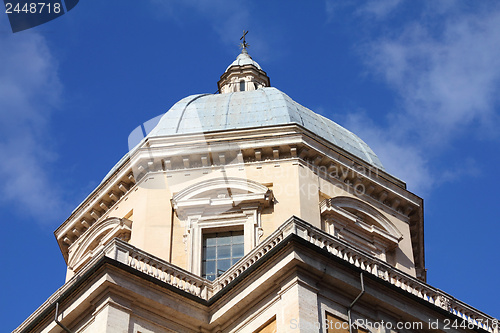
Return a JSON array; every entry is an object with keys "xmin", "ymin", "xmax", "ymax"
[{"xmin": 99, "ymin": 217, "xmax": 499, "ymax": 332}]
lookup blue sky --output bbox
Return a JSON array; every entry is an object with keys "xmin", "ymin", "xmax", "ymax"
[{"xmin": 1, "ymin": 1, "xmax": 499, "ymax": 330}]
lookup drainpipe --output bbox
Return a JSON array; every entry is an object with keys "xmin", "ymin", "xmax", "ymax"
[
  {"xmin": 55, "ymin": 302, "xmax": 73, "ymax": 333},
  {"xmin": 347, "ymin": 272, "xmax": 365, "ymax": 333}
]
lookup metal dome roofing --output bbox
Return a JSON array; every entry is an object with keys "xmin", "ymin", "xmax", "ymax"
[
  {"xmin": 148, "ymin": 87, "xmax": 384, "ymax": 170},
  {"xmin": 225, "ymin": 50, "xmax": 262, "ymax": 71}
]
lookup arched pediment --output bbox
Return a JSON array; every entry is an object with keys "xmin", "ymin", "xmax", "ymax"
[
  {"xmin": 68, "ymin": 217, "xmax": 132, "ymax": 272},
  {"xmin": 323, "ymin": 196, "xmax": 402, "ymax": 239},
  {"xmin": 321, "ymin": 197, "xmax": 402, "ymax": 257},
  {"xmin": 171, "ymin": 177, "xmax": 273, "ymax": 276},
  {"xmin": 173, "ymin": 177, "xmax": 271, "ymax": 201},
  {"xmin": 172, "ymin": 177, "xmax": 272, "ymax": 219}
]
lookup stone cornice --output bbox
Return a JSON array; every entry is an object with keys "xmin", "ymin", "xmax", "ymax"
[
  {"xmin": 54, "ymin": 124, "xmax": 423, "ymax": 268},
  {"xmin": 21, "ymin": 217, "xmax": 498, "ymax": 333}
]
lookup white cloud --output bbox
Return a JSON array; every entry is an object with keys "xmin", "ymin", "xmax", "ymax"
[
  {"xmin": 357, "ymin": 0, "xmax": 402, "ymax": 19},
  {"xmin": 343, "ymin": 112, "xmax": 433, "ymax": 194},
  {"xmin": 150, "ymin": 0, "xmax": 250, "ymax": 46},
  {"xmin": 325, "ymin": 0, "xmax": 402, "ymax": 22},
  {"xmin": 324, "ymin": 0, "xmax": 343, "ymax": 22},
  {"xmin": 0, "ymin": 23, "xmax": 68, "ymax": 224},
  {"xmin": 343, "ymin": 5, "xmax": 500, "ymax": 192},
  {"xmin": 366, "ymin": 12, "xmax": 500, "ymax": 143}
]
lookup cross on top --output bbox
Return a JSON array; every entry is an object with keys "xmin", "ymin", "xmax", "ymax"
[{"xmin": 240, "ymin": 30, "xmax": 249, "ymax": 50}]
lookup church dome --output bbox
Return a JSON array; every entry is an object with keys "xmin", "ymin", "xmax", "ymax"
[
  {"xmin": 148, "ymin": 87, "xmax": 384, "ymax": 170},
  {"xmin": 226, "ymin": 50, "xmax": 262, "ymax": 71}
]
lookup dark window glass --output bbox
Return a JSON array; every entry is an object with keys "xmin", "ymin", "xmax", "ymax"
[
  {"xmin": 233, "ymin": 244, "xmax": 244, "ymax": 257},
  {"xmin": 240, "ymin": 80, "xmax": 245, "ymax": 91},
  {"xmin": 202, "ymin": 230, "xmax": 244, "ymax": 281}
]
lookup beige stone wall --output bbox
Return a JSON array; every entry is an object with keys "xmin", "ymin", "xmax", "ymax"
[
  {"xmin": 20, "ymin": 230, "xmax": 484, "ymax": 333},
  {"xmin": 128, "ymin": 176, "xmax": 173, "ymax": 262},
  {"xmin": 65, "ymin": 154, "xmax": 417, "ymax": 279},
  {"xmin": 154, "ymin": 160, "xmax": 308, "ymax": 272},
  {"xmin": 170, "ymin": 213, "xmax": 187, "ymax": 270}
]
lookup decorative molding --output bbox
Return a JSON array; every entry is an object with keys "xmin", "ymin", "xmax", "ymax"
[
  {"xmin": 68, "ymin": 217, "xmax": 132, "ymax": 272},
  {"xmin": 24, "ymin": 218, "xmax": 497, "ymax": 333},
  {"xmin": 55, "ymin": 124, "xmax": 423, "ymax": 273},
  {"xmin": 172, "ymin": 177, "xmax": 273, "ymax": 275}
]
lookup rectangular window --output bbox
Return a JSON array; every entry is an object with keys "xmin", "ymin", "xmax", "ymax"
[
  {"xmin": 325, "ymin": 312, "xmax": 368, "ymax": 333},
  {"xmin": 254, "ymin": 317, "xmax": 277, "ymax": 333},
  {"xmin": 202, "ymin": 231, "xmax": 244, "ymax": 281}
]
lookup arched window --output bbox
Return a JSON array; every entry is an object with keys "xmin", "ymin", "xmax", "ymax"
[{"xmin": 320, "ymin": 197, "xmax": 402, "ymax": 261}]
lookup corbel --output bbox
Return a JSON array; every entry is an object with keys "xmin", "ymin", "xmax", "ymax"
[
  {"xmin": 272, "ymin": 147, "xmax": 280, "ymax": 160},
  {"xmin": 299, "ymin": 148, "xmax": 309, "ymax": 159},
  {"xmin": 118, "ymin": 182, "xmax": 129, "ymax": 194},
  {"xmin": 162, "ymin": 158, "xmax": 172, "ymax": 170},
  {"xmin": 99, "ymin": 201, "xmax": 110, "ymax": 211},
  {"xmin": 391, "ymin": 199, "xmax": 401, "ymax": 210},
  {"xmin": 183, "ymin": 156, "xmax": 190, "ymax": 169},
  {"xmin": 108, "ymin": 191, "xmax": 120, "ymax": 201},
  {"xmin": 90, "ymin": 209, "xmax": 101, "ymax": 220},
  {"xmin": 254, "ymin": 149, "xmax": 262, "ymax": 161},
  {"xmin": 219, "ymin": 153, "xmax": 226, "ymax": 165},
  {"xmin": 201, "ymin": 155, "xmax": 209, "ymax": 167},
  {"xmin": 313, "ymin": 155, "xmax": 322, "ymax": 166},
  {"xmin": 72, "ymin": 228, "xmax": 81, "ymax": 237},
  {"xmin": 128, "ymin": 172, "xmax": 135, "ymax": 183},
  {"xmin": 81, "ymin": 218, "xmax": 91, "ymax": 229},
  {"xmin": 365, "ymin": 185, "xmax": 375, "ymax": 196}
]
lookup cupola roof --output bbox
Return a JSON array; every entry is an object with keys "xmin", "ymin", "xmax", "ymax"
[
  {"xmin": 101, "ymin": 44, "xmax": 385, "ymax": 184},
  {"xmin": 225, "ymin": 49, "xmax": 262, "ymax": 71},
  {"xmin": 218, "ymin": 48, "xmax": 270, "ymax": 94},
  {"xmin": 147, "ymin": 87, "xmax": 384, "ymax": 170}
]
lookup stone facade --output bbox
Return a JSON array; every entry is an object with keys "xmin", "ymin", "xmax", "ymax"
[{"xmin": 14, "ymin": 50, "xmax": 498, "ymax": 333}]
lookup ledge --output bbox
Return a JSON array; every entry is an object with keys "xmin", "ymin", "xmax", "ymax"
[{"xmin": 15, "ymin": 216, "xmax": 498, "ymax": 333}]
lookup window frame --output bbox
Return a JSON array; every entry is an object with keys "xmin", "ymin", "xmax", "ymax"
[
  {"xmin": 202, "ymin": 229, "xmax": 245, "ymax": 280},
  {"xmin": 171, "ymin": 177, "xmax": 273, "ymax": 277}
]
